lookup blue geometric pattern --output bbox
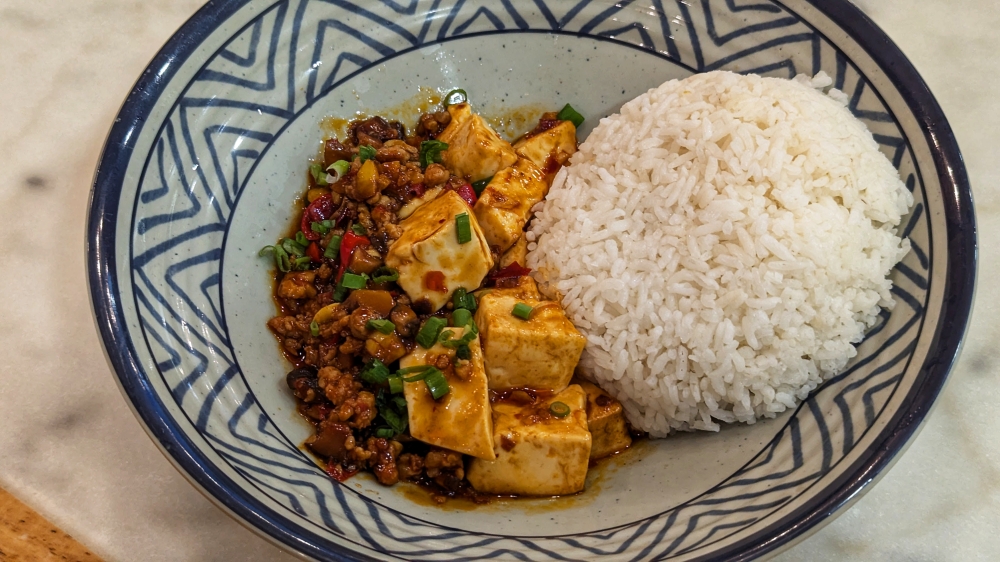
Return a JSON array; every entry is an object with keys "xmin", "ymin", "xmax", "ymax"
[{"xmin": 126, "ymin": 0, "xmax": 931, "ymax": 559}]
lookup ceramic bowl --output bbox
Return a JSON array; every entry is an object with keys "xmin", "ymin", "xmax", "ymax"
[{"xmin": 87, "ymin": 0, "xmax": 975, "ymax": 559}]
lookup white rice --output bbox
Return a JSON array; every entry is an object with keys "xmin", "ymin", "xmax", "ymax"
[{"xmin": 526, "ymin": 71, "xmax": 913, "ymax": 436}]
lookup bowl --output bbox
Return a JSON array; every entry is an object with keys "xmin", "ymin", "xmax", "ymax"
[{"xmin": 86, "ymin": 0, "xmax": 976, "ymax": 559}]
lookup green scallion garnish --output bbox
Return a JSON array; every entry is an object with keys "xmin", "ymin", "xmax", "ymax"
[
  {"xmin": 424, "ymin": 369, "xmax": 450, "ymax": 400},
  {"xmin": 358, "ymin": 145, "xmax": 377, "ymax": 163},
  {"xmin": 293, "ymin": 256, "xmax": 312, "ymax": 270},
  {"xmin": 471, "ymin": 176, "xmax": 492, "ymax": 195},
  {"xmin": 371, "ymin": 266, "xmax": 399, "ymax": 284},
  {"xmin": 443, "ymin": 88, "xmax": 468, "ymax": 106},
  {"xmin": 556, "ymin": 103, "xmax": 585, "ymax": 128},
  {"xmin": 366, "ymin": 319, "xmax": 395, "ymax": 334},
  {"xmin": 375, "ymin": 427, "xmax": 395, "ymax": 438},
  {"xmin": 549, "ymin": 401, "xmax": 571, "ymax": 418},
  {"xmin": 326, "ymin": 159, "xmax": 350, "ymax": 183},
  {"xmin": 341, "ymin": 272, "xmax": 367, "ymax": 290},
  {"xmin": 295, "ymin": 231, "xmax": 310, "ymax": 247},
  {"xmin": 415, "ymin": 317, "xmax": 447, "ymax": 348},
  {"xmin": 259, "ymin": 245, "xmax": 291, "ymax": 273},
  {"xmin": 440, "ymin": 328, "xmax": 477, "ymax": 349},
  {"xmin": 310, "ymin": 320, "xmax": 320, "ymax": 337},
  {"xmin": 403, "ymin": 367, "xmax": 440, "ymax": 383},
  {"xmin": 310, "ymin": 220, "xmax": 334, "ymax": 235},
  {"xmin": 512, "ymin": 302, "xmax": 534, "ymax": 320},
  {"xmin": 455, "ymin": 212, "xmax": 472, "ymax": 244},
  {"xmin": 456, "ymin": 344, "xmax": 471, "ymax": 361},
  {"xmin": 396, "ymin": 365, "xmax": 434, "ymax": 376},
  {"xmin": 359, "ymin": 359, "xmax": 390, "ymax": 384},
  {"xmin": 324, "ymin": 234, "xmax": 342, "ymax": 259},
  {"xmin": 310, "ymin": 162, "xmax": 328, "ymax": 186},
  {"xmin": 451, "ymin": 308, "xmax": 473, "ymax": 330},
  {"xmin": 419, "ymin": 139, "xmax": 449, "ymax": 168},
  {"xmin": 281, "ymin": 238, "xmax": 305, "ymax": 258},
  {"xmin": 388, "ymin": 376, "xmax": 403, "ymax": 394},
  {"xmin": 452, "ymin": 288, "xmax": 477, "ymax": 312},
  {"xmin": 437, "ymin": 329, "xmax": 455, "ymax": 343},
  {"xmin": 351, "ymin": 223, "xmax": 367, "ymax": 235}
]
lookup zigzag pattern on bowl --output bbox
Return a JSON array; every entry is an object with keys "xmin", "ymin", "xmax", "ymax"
[{"xmin": 127, "ymin": 0, "xmax": 931, "ymax": 559}]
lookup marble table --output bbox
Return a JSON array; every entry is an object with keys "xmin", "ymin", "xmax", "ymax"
[{"xmin": 0, "ymin": 0, "xmax": 994, "ymax": 559}]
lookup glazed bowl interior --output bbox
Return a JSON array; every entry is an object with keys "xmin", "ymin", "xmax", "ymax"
[{"xmin": 88, "ymin": 0, "xmax": 974, "ymax": 560}]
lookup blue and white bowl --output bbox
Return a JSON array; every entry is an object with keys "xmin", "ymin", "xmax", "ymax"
[{"xmin": 87, "ymin": 1, "xmax": 976, "ymax": 559}]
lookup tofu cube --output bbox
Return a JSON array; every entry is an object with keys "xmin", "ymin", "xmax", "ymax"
[
  {"xmin": 400, "ymin": 327, "xmax": 495, "ymax": 460},
  {"xmin": 437, "ymin": 103, "xmax": 518, "ymax": 183},
  {"xmin": 513, "ymin": 120, "xmax": 578, "ymax": 183},
  {"xmin": 385, "ymin": 190, "xmax": 494, "ymax": 312},
  {"xmin": 499, "ymin": 235, "xmax": 527, "ymax": 269},
  {"xmin": 575, "ymin": 379, "xmax": 633, "ymax": 459},
  {"xmin": 474, "ymin": 292, "xmax": 585, "ymax": 391},
  {"xmin": 473, "ymin": 157, "xmax": 548, "ymax": 252},
  {"xmin": 466, "ymin": 385, "xmax": 591, "ymax": 496}
]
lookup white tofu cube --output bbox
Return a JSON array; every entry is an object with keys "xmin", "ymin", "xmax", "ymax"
[
  {"xmin": 466, "ymin": 385, "xmax": 591, "ymax": 496},
  {"xmin": 400, "ymin": 327, "xmax": 495, "ymax": 460},
  {"xmin": 385, "ymin": 190, "xmax": 494, "ymax": 312},
  {"xmin": 437, "ymin": 103, "xmax": 518, "ymax": 182},
  {"xmin": 513, "ymin": 120, "xmax": 578, "ymax": 183},
  {"xmin": 575, "ymin": 379, "xmax": 633, "ymax": 459},
  {"xmin": 475, "ymin": 292, "xmax": 585, "ymax": 391},
  {"xmin": 473, "ymin": 157, "xmax": 548, "ymax": 252}
]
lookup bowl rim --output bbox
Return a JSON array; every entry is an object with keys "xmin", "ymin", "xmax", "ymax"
[{"xmin": 85, "ymin": 0, "xmax": 977, "ymax": 560}]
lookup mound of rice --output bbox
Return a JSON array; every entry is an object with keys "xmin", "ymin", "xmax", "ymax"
[{"xmin": 526, "ymin": 70, "xmax": 913, "ymax": 436}]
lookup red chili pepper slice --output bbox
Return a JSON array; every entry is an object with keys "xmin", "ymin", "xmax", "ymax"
[
  {"xmin": 424, "ymin": 270, "xmax": 447, "ymax": 292},
  {"xmin": 325, "ymin": 462, "xmax": 358, "ymax": 482},
  {"xmin": 488, "ymin": 261, "xmax": 532, "ymax": 282},
  {"xmin": 407, "ymin": 182, "xmax": 425, "ymax": 199},
  {"xmin": 456, "ymin": 183, "xmax": 477, "ymax": 206},
  {"xmin": 306, "ymin": 242, "xmax": 322, "ymax": 262},
  {"xmin": 338, "ymin": 232, "xmax": 371, "ymax": 280},
  {"xmin": 300, "ymin": 193, "xmax": 336, "ymax": 240}
]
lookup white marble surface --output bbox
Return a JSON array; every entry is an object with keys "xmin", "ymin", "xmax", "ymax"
[{"xmin": 0, "ymin": 0, "xmax": 996, "ymax": 560}]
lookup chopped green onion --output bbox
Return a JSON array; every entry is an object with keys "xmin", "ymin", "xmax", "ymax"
[
  {"xmin": 341, "ymin": 272, "xmax": 367, "ymax": 290},
  {"xmin": 281, "ymin": 238, "xmax": 305, "ymax": 257},
  {"xmin": 424, "ymin": 369, "xmax": 450, "ymax": 400},
  {"xmin": 359, "ymin": 359, "xmax": 390, "ymax": 384},
  {"xmin": 403, "ymin": 367, "xmax": 441, "ymax": 383},
  {"xmin": 375, "ymin": 428, "xmax": 395, "ymax": 438},
  {"xmin": 325, "ymin": 160, "xmax": 350, "ymax": 183},
  {"xmin": 440, "ymin": 328, "xmax": 477, "ymax": 349},
  {"xmin": 294, "ymin": 232, "xmax": 309, "ymax": 248},
  {"xmin": 512, "ymin": 302, "xmax": 534, "ymax": 320},
  {"xmin": 310, "ymin": 219, "xmax": 334, "ymax": 235},
  {"xmin": 456, "ymin": 344, "xmax": 471, "ymax": 361},
  {"xmin": 371, "ymin": 266, "xmax": 399, "ymax": 284},
  {"xmin": 396, "ymin": 365, "xmax": 433, "ymax": 376},
  {"xmin": 416, "ymin": 317, "xmax": 447, "ymax": 348},
  {"xmin": 556, "ymin": 103, "xmax": 585, "ymax": 128},
  {"xmin": 452, "ymin": 288, "xmax": 477, "ymax": 312},
  {"xmin": 471, "ymin": 176, "xmax": 492, "ymax": 195},
  {"xmin": 451, "ymin": 308, "xmax": 473, "ymax": 330},
  {"xmin": 549, "ymin": 401, "xmax": 571, "ymax": 418},
  {"xmin": 333, "ymin": 285, "xmax": 348, "ymax": 302},
  {"xmin": 388, "ymin": 376, "xmax": 403, "ymax": 394},
  {"xmin": 366, "ymin": 319, "xmax": 395, "ymax": 334},
  {"xmin": 437, "ymin": 329, "xmax": 455, "ymax": 344},
  {"xmin": 351, "ymin": 223, "xmax": 367, "ymax": 235},
  {"xmin": 310, "ymin": 162, "xmax": 328, "ymax": 186},
  {"xmin": 419, "ymin": 139, "xmax": 449, "ymax": 168},
  {"xmin": 310, "ymin": 320, "xmax": 320, "ymax": 337},
  {"xmin": 377, "ymin": 390, "xmax": 408, "ymax": 434},
  {"xmin": 293, "ymin": 256, "xmax": 312, "ymax": 270},
  {"xmin": 259, "ymin": 245, "xmax": 291, "ymax": 273},
  {"xmin": 443, "ymin": 88, "xmax": 468, "ymax": 106},
  {"xmin": 358, "ymin": 145, "xmax": 377, "ymax": 163},
  {"xmin": 324, "ymin": 234, "xmax": 342, "ymax": 259},
  {"xmin": 455, "ymin": 212, "xmax": 472, "ymax": 244}
]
